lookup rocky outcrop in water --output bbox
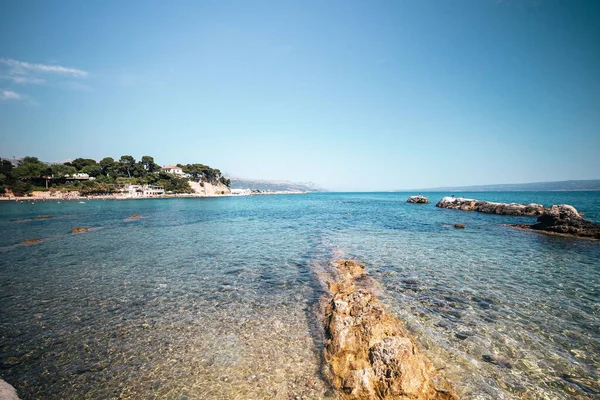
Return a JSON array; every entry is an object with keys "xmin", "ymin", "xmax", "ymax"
[
  {"xmin": 125, "ymin": 214, "xmax": 142, "ymax": 221},
  {"xmin": 322, "ymin": 260, "xmax": 457, "ymax": 399},
  {"xmin": 436, "ymin": 197, "xmax": 546, "ymax": 216},
  {"xmin": 511, "ymin": 205, "xmax": 600, "ymax": 239},
  {"xmin": 22, "ymin": 238, "xmax": 41, "ymax": 244},
  {"xmin": 71, "ymin": 227, "xmax": 89, "ymax": 234},
  {"xmin": 453, "ymin": 224, "xmax": 465, "ymax": 229},
  {"xmin": 407, "ymin": 195, "xmax": 429, "ymax": 204},
  {"xmin": 0, "ymin": 379, "xmax": 20, "ymax": 400}
]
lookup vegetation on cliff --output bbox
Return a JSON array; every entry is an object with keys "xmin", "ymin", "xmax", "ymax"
[{"xmin": 0, "ymin": 155, "xmax": 229, "ymax": 196}]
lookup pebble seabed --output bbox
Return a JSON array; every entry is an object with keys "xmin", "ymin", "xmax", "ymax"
[{"xmin": 1, "ymin": 193, "xmax": 599, "ymax": 399}]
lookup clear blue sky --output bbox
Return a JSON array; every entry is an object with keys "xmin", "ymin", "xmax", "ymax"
[{"xmin": 1, "ymin": 0, "xmax": 598, "ymax": 191}]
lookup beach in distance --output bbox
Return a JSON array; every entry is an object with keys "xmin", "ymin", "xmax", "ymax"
[{"xmin": 1, "ymin": 191, "xmax": 599, "ymax": 399}]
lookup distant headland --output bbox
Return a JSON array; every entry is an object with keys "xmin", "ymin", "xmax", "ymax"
[
  {"xmin": 400, "ymin": 179, "xmax": 600, "ymax": 192},
  {"xmin": 0, "ymin": 156, "xmax": 317, "ymax": 200},
  {"xmin": 0, "ymin": 155, "xmax": 233, "ymax": 199}
]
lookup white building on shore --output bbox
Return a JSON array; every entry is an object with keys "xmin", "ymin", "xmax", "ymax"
[
  {"xmin": 114, "ymin": 184, "xmax": 165, "ymax": 197},
  {"xmin": 161, "ymin": 165, "xmax": 192, "ymax": 178},
  {"xmin": 161, "ymin": 165, "xmax": 184, "ymax": 175}
]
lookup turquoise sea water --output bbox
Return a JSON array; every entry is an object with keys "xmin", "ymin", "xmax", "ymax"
[{"xmin": 1, "ymin": 192, "xmax": 599, "ymax": 399}]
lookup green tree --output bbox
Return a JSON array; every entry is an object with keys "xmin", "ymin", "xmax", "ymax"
[
  {"xmin": 69, "ymin": 158, "xmax": 97, "ymax": 171},
  {"xmin": 181, "ymin": 164, "xmax": 206, "ymax": 181},
  {"xmin": 51, "ymin": 164, "xmax": 77, "ymax": 178},
  {"xmin": 181, "ymin": 163, "xmax": 223, "ymax": 184},
  {"xmin": 220, "ymin": 177, "xmax": 231, "ymax": 187},
  {"xmin": 13, "ymin": 158, "xmax": 50, "ymax": 180},
  {"xmin": 119, "ymin": 155, "xmax": 136, "ymax": 178},
  {"xmin": 141, "ymin": 156, "xmax": 160, "ymax": 173},
  {"xmin": 82, "ymin": 164, "xmax": 103, "ymax": 177},
  {"xmin": 21, "ymin": 156, "xmax": 41, "ymax": 164},
  {"xmin": 0, "ymin": 159, "xmax": 13, "ymax": 179},
  {"xmin": 158, "ymin": 172, "xmax": 192, "ymax": 193},
  {"xmin": 99, "ymin": 157, "xmax": 115, "ymax": 174},
  {"xmin": 11, "ymin": 180, "xmax": 30, "ymax": 196}
]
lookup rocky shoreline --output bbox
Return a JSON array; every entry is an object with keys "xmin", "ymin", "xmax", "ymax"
[
  {"xmin": 435, "ymin": 196, "xmax": 600, "ymax": 240},
  {"xmin": 510, "ymin": 205, "xmax": 600, "ymax": 240},
  {"xmin": 322, "ymin": 260, "xmax": 457, "ymax": 399},
  {"xmin": 436, "ymin": 197, "xmax": 547, "ymax": 216}
]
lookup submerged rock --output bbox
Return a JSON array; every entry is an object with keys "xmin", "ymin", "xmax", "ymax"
[
  {"xmin": 0, "ymin": 379, "xmax": 20, "ymax": 400},
  {"xmin": 71, "ymin": 227, "xmax": 89, "ymax": 234},
  {"xmin": 511, "ymin": 205, "xmax": 600, "ymax": 240},
  {"xmin": 322, "ymin": 259, "xmax": 457, "ymax": 399},
  {"xmin": 407, "ymin": 195, "xmax": 429, "ymax": 204},
  {"xmin": 22, "ymin": 238, "xmax": 41, "ymax": 244},
  {"xmin": 35, "ymin": 215, "xmax": 52, "ymax": 219},
  {"xmin": 453, "ymin": 224, "xmax": 465, "ymax": 229},
  {"xmin": 125, "ymin": 213, "xmax": 143, "ymax": 221},
  {"xmin": 436, "ymin": 197, "xmax": 546, "ymax": 216},
  {"xmin": 481, "ymin": 354, "xmax": 512, "ymax": 369}
]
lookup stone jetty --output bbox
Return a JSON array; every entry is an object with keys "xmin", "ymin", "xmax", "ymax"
[
  {"xmin": 407, "ymin": 195, "xmax": 429, "ymax": 204},
  {"xmin": 322, "ymin": 259, "xmax": 457, "ymax": 399},
  {"xmin": 436, "ymin": 197, "xmax": 546, "ymax": 216},
  {"xmin": 511, "ymin": 205, "xmax": 600, "ymax": 239}
]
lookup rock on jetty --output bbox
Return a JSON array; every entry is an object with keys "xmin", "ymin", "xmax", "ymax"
[
  {"xmin": 322, "ymin": 260, "xmax": 457, "ymax": 399},
  {"xmin": 512, "ymin": 205, "xmax": 600, "ymax": 239},
  {"xmin": 436, "ymin": 197, "xmax": 546, "ymax": 216},
  {"xmin": 407, "ymin": 195, "xmax": 429, "ymax": 204}
]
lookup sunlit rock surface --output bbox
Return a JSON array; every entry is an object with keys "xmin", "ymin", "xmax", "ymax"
[
  {"xmin": 0, "ymin": 379, "xmax": 20, "ymax": 400},
  {"xmin": 436, "ymin": 197, "xmax": 546, "ymax": 216},
  {"xmin": 407, "ymin": 196, "xmax": 429, "ymax": 204},
  {"xmin": 322, "ymin": 260, "xmax": 457, "ymax": 399}
]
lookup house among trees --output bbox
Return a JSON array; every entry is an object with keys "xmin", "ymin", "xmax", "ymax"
[{"xmin": 161, "ymin": 165, "xmax": 184, "ymax": 176}]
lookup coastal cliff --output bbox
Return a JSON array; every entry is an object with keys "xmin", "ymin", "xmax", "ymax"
[
  {"xmin": 188, "ymin": 181, "xmax": 231, "ymax": 196},
  {"xmin": 322, "ymin": 260, "xmax": 457, "ymax": 399},
  {"xmin": 436, "ymin": 197, "xmax": 546, "ymax": 216}
]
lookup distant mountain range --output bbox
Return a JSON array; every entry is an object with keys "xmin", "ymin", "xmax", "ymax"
[
  {"xmin": 228, "ymin": 177, "xmax": 325, "ymax": 192},
  {"xmin": 403, "ymin": 180, "xmax": 600, "ymax": 192}
]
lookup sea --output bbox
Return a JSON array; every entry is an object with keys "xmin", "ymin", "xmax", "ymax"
[{"xmin": 0, "ymin": 192, "xmax": 599, "ymax": 400}]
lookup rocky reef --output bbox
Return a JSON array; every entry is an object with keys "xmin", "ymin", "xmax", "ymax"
[
  {"xmin": 407, "ymin": 195, "xmax": 429, "ymax": 204},
  {"xmin": 511, "ymin": 205, "xmax": 600, "ymax": 240},
  {"xmin": 71, "ymin": 227, "xmax": 89, "ymax": 234},
  {"xmin": 22, "ymin": 238, "xmax": 41, "ymax": 244},
  {"xmin": 124, "ymin": 213, "xmax": 143, "ymax": 221},
  {"xmin": 436, "ymin": 197, "xmax": 546, "ymax": 216},
  {"xmin": 322, "ymin": 260, "xmax": 457, "ymax": 399}
]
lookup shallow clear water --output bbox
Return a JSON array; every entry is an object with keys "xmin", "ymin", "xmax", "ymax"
[{"xmin": 1, "ymin": 192, "xmax": 599, "ymax": 399}]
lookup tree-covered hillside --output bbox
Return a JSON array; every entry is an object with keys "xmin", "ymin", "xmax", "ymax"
[{"xmin": 0, "ymin": 156, "xmax": 229, "ymax": 196}]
